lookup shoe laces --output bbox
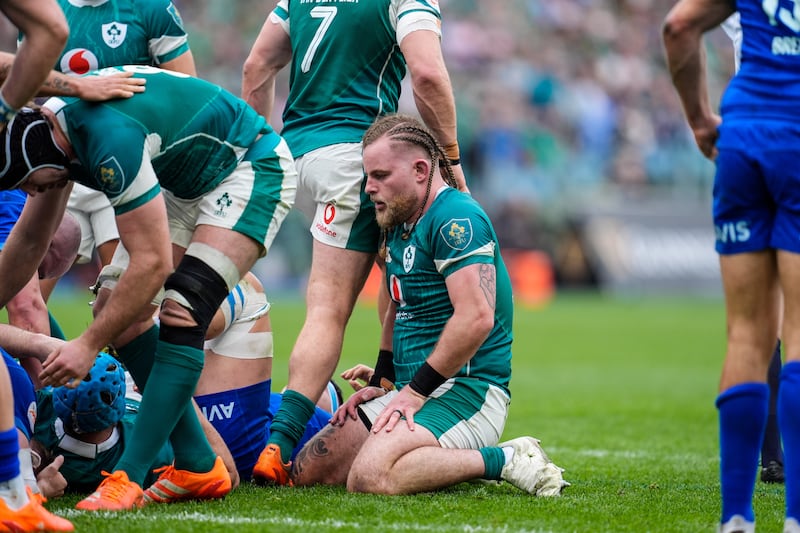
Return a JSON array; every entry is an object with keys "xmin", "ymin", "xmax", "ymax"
[
  {"xmin": 151, "ymin": 464, "xmax": 175, "ymax": 479},
  {"xmin": 96, "ymin": 471, "xmax": 133, "ymax": 502}
]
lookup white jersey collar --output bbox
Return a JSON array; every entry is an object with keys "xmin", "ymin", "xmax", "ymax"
[
  {"xmin": 54, "ymin": 417, "xmax": 120, "ymax": 459},
  {"xmin": 67, "ymin": 0, "xmax": 111, "ymax": 7}
]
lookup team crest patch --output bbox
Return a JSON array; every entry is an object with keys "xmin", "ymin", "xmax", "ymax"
[
  {"xmin": 440, "ymin": 218, "xmax": 473, "ymax": 250},
  {"xmin": 214, "ymin": 192, "xmax": 233, "ymax": 217},
  {"xmin": 102, "ymin": 22, "xmax": 127, "ymax": 48},
  {"xmin": 168, "ymin": 3, "xmax": 186, "ymax": 28},
  {"xmin": 98, "ymin": 157, "xmax": 124, "ymax": 194},
  {"xmin": 403, "ymin": 245, "xmax": 415, "ymax": 273}
]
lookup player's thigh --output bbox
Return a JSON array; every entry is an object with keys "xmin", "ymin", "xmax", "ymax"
[
  {"xmin": 778, "ymin": 250, "xmax": 800, "ymax": 364},
  {"xmin": 306, "ymin": 240, "xmax": 376, "ymax": 311},
  {"xmin": 297, "ymin": 143, "xmax": 380, "ymax": 253},
  {"xmin": 358, "ymin": 380, "xmax": 509, "ymax": 450}
]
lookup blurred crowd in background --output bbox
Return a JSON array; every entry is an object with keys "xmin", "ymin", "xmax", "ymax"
[{"xmin": 0, "ymin": 0, "xmax": 736, "ymax": 291}]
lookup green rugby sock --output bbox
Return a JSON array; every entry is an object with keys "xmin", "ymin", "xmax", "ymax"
[
  {"xmin": 480, "ymin": 447, "xmax": 505, "ymax": 480},
  {"xmin": 115, "ymin": 340, "xmax": 207, "ymax": 484},
  {"xmin": 114, "ymin": 324, "xmax": 159, "ymax": 391},
  {"xmin": 268, "ymin": 389, "xmax": 317, "ymax": 463},
  {"xmin": 47, "ymin": 311, "xmax": 66, "ymax": 340},
  {"xmin": 171, "ymin": 403, "xmax": 215, "ymax": 473}
]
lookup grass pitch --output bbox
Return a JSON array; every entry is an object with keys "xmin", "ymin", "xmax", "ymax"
[{"xmin": 39, "ymin": 291, "xmax": 786, "ymax": 532}]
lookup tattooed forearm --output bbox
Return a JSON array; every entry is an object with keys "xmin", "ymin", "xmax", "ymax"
[
  {"xmin": 478, "ymin": 264, "xmax": 496, "ymax": 309},
  {"xmin": 39, "ymin": 75, "xmax": 77, "ymax": 96}
]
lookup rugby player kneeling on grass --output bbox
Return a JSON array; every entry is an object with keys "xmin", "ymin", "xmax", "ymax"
[{"xmin": 289, "ymin": 114, "xmax": 569, "ymax": 497}]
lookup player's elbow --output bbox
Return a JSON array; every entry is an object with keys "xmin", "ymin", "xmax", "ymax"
[
  {"xmin": 472, "ymin": 309, "xmax": 495, "ymax": 339},
  {"xmin": 38, "ymin": 13, "xmax": 69, "ymax": 50},
  {"xmin": 52, "ymin": 22, "xmax": 69, "ymax": 49},
  {"xmin": 410, "ymin": 65, "xmax": 450, "ymax": 95},
  {"xmin": 662, "ymin": 10, "xmax": 695, "ymax": 48}
]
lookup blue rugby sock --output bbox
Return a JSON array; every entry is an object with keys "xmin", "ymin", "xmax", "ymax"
[
  {"xmin": 716, "ymin": 382, "xmax": 768, "ymax": 523},
  {"xmin": 0, "ymin": 427, "xmax": 19, "ymax": 482},
  {"xmin": 779, "ymin": 362, "xmax": 800, "ymax": 521}
]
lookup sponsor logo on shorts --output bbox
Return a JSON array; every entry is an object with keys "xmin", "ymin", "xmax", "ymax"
[
  {"xmin": 315, "ymin": 223, "xmax": 337, "ymax": 237},
  {"xmin": 715, "ymin": 221, "xmax": 750, "ymax": 243},
  {"xmin": 324, "ymin": 203, "xmax": 336, "ymax": 224},
  {"xmin": 201, "ymin": 402, "xmax": 235, "ymax": 422}
]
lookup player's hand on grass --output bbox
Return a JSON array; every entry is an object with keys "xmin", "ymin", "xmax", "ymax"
[
  {"xmin": 75, "ymin": 71, "xmax": 146, "ymax": 101},
  {"xmin": 40, "ymin": 338, "xmax": 97, "ymax": 388},
  {"xmin": 36, "ymin": 455, "xmax": 67, "ymax": 499}
]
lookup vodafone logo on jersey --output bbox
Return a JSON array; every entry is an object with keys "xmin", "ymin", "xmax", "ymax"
[{"xmin": 61, "ymin": 49, "xmax": 99, "ymax": 75}]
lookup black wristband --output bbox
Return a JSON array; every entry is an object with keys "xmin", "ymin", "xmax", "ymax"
[
  {"xmin": 438, "ymin": 158, "xmax": 461, "ymax": 168},
  {"xmin": 368, "ymin": 349, "xmax": 395, "ymax": 388},
  {"xmin": 408, "ymin": 361, "xmax": 447, "ymax": 397}
]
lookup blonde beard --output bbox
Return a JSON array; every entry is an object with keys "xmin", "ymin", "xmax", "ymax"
[{"xmin": 375, "ymin": 191, "xmax": 418, "ymax": 230}]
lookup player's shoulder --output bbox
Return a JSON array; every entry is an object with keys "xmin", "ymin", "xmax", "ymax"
[
  {"xmin": 427, "ymin": 188, "xmax": 492, "ymax": 237},
  {"xmin": 432, "ymin": 187, "xmax": 486, "ymax": 217},
  {"xmin": 128, "ymin": 0, "xmax": 187, "ymax": 27}
]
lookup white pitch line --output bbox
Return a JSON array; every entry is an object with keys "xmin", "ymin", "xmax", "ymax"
[{"xmin": 61, "ymin": 509, "xmax": 555, "ymax": 533}]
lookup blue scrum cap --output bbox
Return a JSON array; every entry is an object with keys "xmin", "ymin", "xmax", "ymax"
[{"xmin": 53, "ymin": 352, "xmax": 126, "ymax": 434}]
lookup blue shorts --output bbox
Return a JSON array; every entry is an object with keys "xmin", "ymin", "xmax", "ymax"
[
  {"xmin": 0, "ymin": 190, "xmax": 26, "ymax": 249},
  {"xmin": 714, "ymin": 118, "xmax": 800, "ymax": 254},
  {"xmin": 195, "ymin": 379, "xmax": 272, "ymax": 481},
  {"xmin": 2, "ymin": 349, "xmax": 35, "ymax": 440}
]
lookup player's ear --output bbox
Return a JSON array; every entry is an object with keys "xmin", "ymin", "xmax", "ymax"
[{"xmin": 414, "ymin": 159, "xmax": 428, "ymax": 180}]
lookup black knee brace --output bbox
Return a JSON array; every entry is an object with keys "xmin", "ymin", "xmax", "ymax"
[{"xmin": 161, "ymin": 254, "xmax": 232, "ymax": 349}]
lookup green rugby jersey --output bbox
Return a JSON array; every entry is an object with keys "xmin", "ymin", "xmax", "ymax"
[
  {"xmin": 271, "ymin": 0, "xmax": 442, "ymax": 156},
  {"xmin": 54, "ymin": 0, "xmax": 190, "ymax": 74},
  {"xmin": 45, "ymin": 66, "xmax": 278, "ymax": 215},
  {"xmin": 383, "ymin": 187, "xmax": 514, "ymax": 394},
  {"xmin": 33, "ymin": 389, "xmax": 173, "ymax": 493}
]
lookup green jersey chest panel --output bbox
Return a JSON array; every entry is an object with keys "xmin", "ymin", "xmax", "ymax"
[{"xmin": 56, "ymin": 0, "xmax": 190, "ymax": 74}]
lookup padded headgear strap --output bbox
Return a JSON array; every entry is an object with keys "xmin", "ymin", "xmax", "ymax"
[{"xmin": 0, "ymin": 108, "xmax": 68, "ymax": 190}]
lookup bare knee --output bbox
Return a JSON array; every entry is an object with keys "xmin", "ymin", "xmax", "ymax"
[
  {"xmin": 159, "ymin": 298, "xmax": 197, "ymax": 328},
  {"xmin": 347, "ymin": 466, "xmax": 400, "ymax": 495},
  {"xmin": 346, "ymin": 456, "xmax": 404, "ymax": 495}
]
